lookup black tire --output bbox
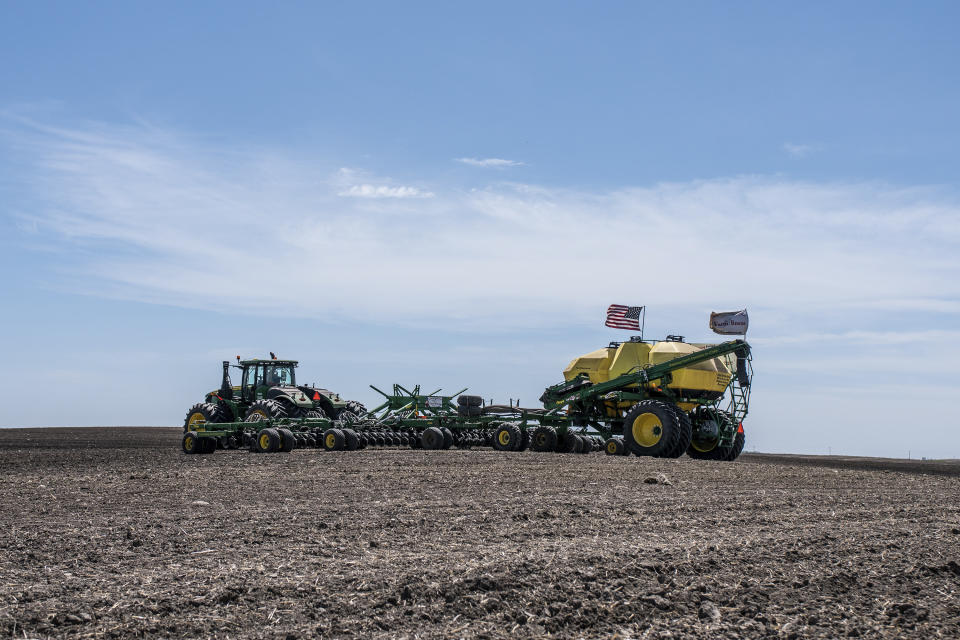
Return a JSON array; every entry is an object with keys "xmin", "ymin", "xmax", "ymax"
[
  {"xmin": 493, "ymin": 424, "xmax": 519, "ymax": 451},
  {"xmin": 421, "ymin": 426, "xmax": 444, "ymax": 450},
  {"xmin": 622, "ymin": 400, "xmax": 681, "ymax": 457},
  {"xmin": 723, "ymin": 426, "xmax": 746, "ymax": 461},
  {"xmin": 517, "ymin": 428, "xmax": 531, "ymax": 452},
  {"xmin": 531, "ymin": 426, "xmax": 558, "ymax": 452},
  {"xmin": 183, "ymin": 402, "xmax": 229, "ymax": 433},
  {"xmin": 604, "ymin": 437, "xmax": 624, "ymax": 456},
  {"xmin": 345, "ymin": 400, "xmax": 367, "ymax": 416},
  {"xmin": 687, "ymin": 410, "xmax": 737, "ymax": 460},
  {"xmin": 342, "ymin": 428, "xmax": 360, "ymax": 451},
  {"xmin": 576, "ymin": 435, "xmax": 591, "ymax": 454},
  {"xmin": 559, "ymin": 431, "xmax": 580, "ymax": 453},
  {"xmin": 659, "ymin": 405, "xmax": 692, "ymax": 458},
  {"xmin": 457, "ymin": 395, "xmax": 482, "ymax": 407},
  {"xmin": 255, "ymin": 428, "xmax": 281, "ymax": 453},
  {"xmin": 322, "ymin": 428, "xmax": 346, "ymax": 451},
  {"xmin": 304, "ymin": 410, "xmax": 324, "ymax": 420},
  {"xmin": 458, "ymin": 405, "xmax": 483, "ymax": 417},
  {"xmin": 277, "ymin": 428, "xmax": 296, "ymax": 453},
  {"xmin": 440, "ymin": 427, "xmax": 454, "ymax": 450},
  {"xmin": 245, "ymin": 399, "xmax": 289, "ymax": 423},
  {"xmin": 200, "ymin": 437, "xmax": 217, "ymax": 454},
  {"xmin": 182, "ymin": 431, "xmax": 201, "ymax": 454}
]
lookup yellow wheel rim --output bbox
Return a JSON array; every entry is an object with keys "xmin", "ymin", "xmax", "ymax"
[
  {"xmin": 326, "ymin": 434, "xmax": 336, "ymax": 448},
  {"xmin": 607, "ymin": 441, "xmax": 617, "ymax": 454},
  {"xmin": 184, "ymin": 436, "xmax": 195, "ymax": 452},
  {"xmin": 259, "ymin": 433, "xmax": 270, "ymax": 450},
  {"xmin": 632, "ymin": 413, "xmax": 662, "ymax": 448},
  {"xmin": 188, "ymin": 412, "xmax": 206, "ymax": 429},
  {"xmin": 691, "ymin": 434, "xmax": 719, "ymax": 453},
  {"xmin": 498, "ymin": 430, "xmax": 511, "ymax": 446}
]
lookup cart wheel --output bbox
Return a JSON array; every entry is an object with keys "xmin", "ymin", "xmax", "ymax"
[
  {"xmin": 256, "ymin": 428, "xmax": 281, "ymax": 453},
  {"xmin": 421, "ymin": 426, "xmax": 444, "ymax": 450},
  {"xmin": 322, "ymin": 428, "xmax": 346, "ymax": 451},
  {"xmin": 342, "ymin": 428, "xmax": 360, "ymax": 451},
  {"xmin": 277, "ymin": 428, "xmax": 296, "ymax": 453},
  {"xmin": 440, "ymin": 427, "xmax": 454, "ymax": 450},
  {"xmin": 622, "ymin": 400, "xmax": 681, "ymax": 457},
  {"xmin": 182, "ymin": 431, "xmax": 200, "ymax": 454}
]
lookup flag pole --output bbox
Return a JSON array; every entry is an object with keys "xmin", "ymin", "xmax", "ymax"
[{"xmin": 641, "ymin": 307, "xmax": 646, "ymax": 341}]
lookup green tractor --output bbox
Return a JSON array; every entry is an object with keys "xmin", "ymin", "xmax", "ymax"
[{"xmin": 183, "ymin": 355, "xmax": 365, "ymax": 432}]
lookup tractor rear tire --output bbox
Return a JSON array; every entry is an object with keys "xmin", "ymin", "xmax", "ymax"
[
  {"xmin": 277, "ymin": 428, "xmax": 296, "ymax": 452},
  {"xmin": 256, "ymin": 428, "xmax": 281, "ymax": 453},
  {"xmin": 531, "ymin": 426, "xmax": 558, "ymax": 452},
  {"xmin": 184, "ymin": 402, "xmax": 229, "ymax": 432},
  {"xmin": 342, "ymin": 428, "xmax": 360, "ymax": 451},
  {"xmin": 622, "ymin": 400, "xmax": 681, "ymax": 457},
  {"xmin": 440, "ymin": 427, "xmax": 454, "ymax": 450},
  {"xmin": 421, "ymin": 427, "xmax": 444, "ymax": 450},
  {"xmin": 345, "ymin": 400, "xmax": 367, "ymax": 416},
  {"xmin": 245, "ymin": 399, "xmax": 289, "ymax": 423},
  {"xmin": 304, "ymin": 410, "xmax": 324, "ymax": 420}
]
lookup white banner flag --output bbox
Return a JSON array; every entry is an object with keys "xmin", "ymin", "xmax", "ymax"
[{"xmin": 710, "ymin": 309, "xmax": 749, "ymax": 335}]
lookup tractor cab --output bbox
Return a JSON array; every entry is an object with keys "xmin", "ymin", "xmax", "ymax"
[{"xmin": 239, "ymin": 359, "xmax": 299, "ymax": 402}]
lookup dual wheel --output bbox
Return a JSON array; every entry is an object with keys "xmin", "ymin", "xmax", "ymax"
[
  {"xmin": 421, "ymin": 426, "xmax": 454, "ymax": 450},
  {"xmin": 620, "ymin": 401, "xmax": 745, "ymax": 460},
  {"xmin": 528, "ymin": 426, "xmax": 593, "ymax": 454},
  {"xmin": 251, "ymin": 427, "xmax": 296, "ymax": 453},
  {"xmin": 321, "ymin": 427, "xmax": 361, "ymax": 451}
]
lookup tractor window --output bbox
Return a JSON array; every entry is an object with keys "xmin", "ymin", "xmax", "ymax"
[
  {"xmin": 244, "ymin": 366, "xmax": 258, "ymax": 388},
  {"xmin": 264, "ymin": 365, "xmax": 295, "ymax": 387}
]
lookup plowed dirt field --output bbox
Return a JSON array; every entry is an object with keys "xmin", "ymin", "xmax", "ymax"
[{"xmin": 1, "ymin": 427, "xmax": 958, "ymax": 639}]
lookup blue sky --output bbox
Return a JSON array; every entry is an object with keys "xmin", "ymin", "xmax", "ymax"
[{"xmin": 1, "ymin": 2, "xmax": 958, "ymax": 458}]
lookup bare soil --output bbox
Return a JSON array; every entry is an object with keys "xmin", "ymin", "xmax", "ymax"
[{"xmin": 1, "ymin": 427, "xmax": 958, "ymax": 639}]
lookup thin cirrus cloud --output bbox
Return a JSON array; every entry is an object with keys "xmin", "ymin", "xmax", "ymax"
[
  {"xmin": 456, "ymin": 157, "xmax": 524, "ymax": 168},
  {"xmin": 783, "ymin": 142, "xmax": 819, "ymax": 158},
  {"xmin": 338, "ymin": 184, "xmax": 434, "ymax": 198},
  {"xmin": 5, "ymin": 119, "xmax": 960, "ymax": 332}
]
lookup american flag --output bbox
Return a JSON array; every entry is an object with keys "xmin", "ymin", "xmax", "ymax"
[{"xmin": 605, "ymin": 304, "xmax": 643, "ymax": 330}]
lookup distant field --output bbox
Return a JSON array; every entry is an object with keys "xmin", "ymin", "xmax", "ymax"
[{"xmin": 1, "ymin": 427, "xmax": 958, "ymax": 638}]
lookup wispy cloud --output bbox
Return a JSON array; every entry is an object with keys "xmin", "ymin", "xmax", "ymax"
[
  {"xmin": 5, "ymin": 119, "xmax": 959, "ymax": 330},
  {"xmin": 338, "ymin": 184, "xmax": 434, "ymax": 198},
  {"xmin": 456, "ymin": 157, "xmax": 524, "ymax": 168},
  {"xmin": 783, "ymin": 142, "xmax": 819, "ymax": 158}
]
